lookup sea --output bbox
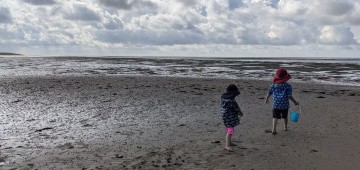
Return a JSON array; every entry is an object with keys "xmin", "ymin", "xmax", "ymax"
[{"xmin": 0, "ymin": 56, "xmax": 359, "ymax": 86}]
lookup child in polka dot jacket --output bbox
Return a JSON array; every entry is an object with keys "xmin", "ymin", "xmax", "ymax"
[
  {"xmin": 221, "ymin": 84, "xmax": 243, "ymax": 151},
  {"xmin": 265, "ymin": 68, "xmax": 299, "ymax": 134}
]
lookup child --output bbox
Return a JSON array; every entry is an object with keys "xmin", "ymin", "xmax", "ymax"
[
  {"xmin": 265, "ymin": 68, "xmax": 299, "ymax": 134},
  {"xmin": 221, "ymin": 84, "xmax": 243, "ymax": 151}
]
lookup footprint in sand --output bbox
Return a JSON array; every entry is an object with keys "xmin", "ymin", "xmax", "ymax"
[
  {"xmin": 56, "ymin": 143, "xmax": 74, "ymax": 150},
  {"xmin": 264, "ymin": 129, "xmax": 272, "ymax": 133},
  {"xmin": 310, "ymin": 149, "xmax": 318, "ymax": 153}
]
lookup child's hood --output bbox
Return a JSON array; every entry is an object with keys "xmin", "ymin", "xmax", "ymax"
[{"xmin": 221, "ymin": 91, "xmax": 240, "ymax": 100}]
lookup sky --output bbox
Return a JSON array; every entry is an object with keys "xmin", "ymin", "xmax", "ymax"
[{"xmin": 0, "ymin": 0, "xmax": 360, "ymax": 58}]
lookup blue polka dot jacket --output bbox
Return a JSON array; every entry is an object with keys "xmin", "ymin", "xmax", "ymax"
[{"xmin": 221, "ymin": 91, "xmax": 241, "ymax": 128}]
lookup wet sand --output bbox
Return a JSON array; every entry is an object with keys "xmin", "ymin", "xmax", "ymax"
[{"xmin": 0, "ymin": 75, "xmax": 359, "ymax": 170}]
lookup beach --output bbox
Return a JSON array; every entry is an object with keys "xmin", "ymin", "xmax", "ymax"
[
  {"xmin": 2, "ymin": 0, "xmax": 360, "ymax": 168},
  {"xmin": 1, "ymin": 75, "xmax": 359, "ymax": 170}
]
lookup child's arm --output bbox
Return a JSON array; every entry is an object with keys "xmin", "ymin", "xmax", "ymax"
[
  {"xmin": 265, "ymin": 93, "xmax": 272, "ymax": 104},
  {"xmin": 289, "ymin": 96, "xmax": 299, "ymax": 105},
  {"xmin": 232, "ymin": 101, "xmax": 243, "ymax": 116}
]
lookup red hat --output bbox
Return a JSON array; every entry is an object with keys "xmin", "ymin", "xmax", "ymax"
[{"xmin": 273, "ymin": 68, "xmax": 291, "ymax": 83}]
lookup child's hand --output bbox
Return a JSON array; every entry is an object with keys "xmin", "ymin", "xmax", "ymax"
[
  {"xmin": 265, "ymin": 94, "xmax": 271, "ymax": 104},
  {"xmin": 294, "ymin": 101, "xmax": 299, "ymax": 105}
]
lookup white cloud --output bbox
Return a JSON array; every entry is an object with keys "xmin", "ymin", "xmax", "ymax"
[
  {"xmin": 63, "ymin": 4, "xmax": 101, "ymax": 21},
  {"xmin": 308, "ymin": 0, "xmax": 357, "ymax": 25},
  {"xmin": 352, "ymin": 25, "xmax": 360, "ymax": 42},
  {"xmin": 228, "ymin": 0, "xmax": 244, "ymax": 10},
  {"xmin": 265, "ymin": 0, "xmax": 280, "ymax": 9},
  {"xmin": 349, "ymin": 2, "xmax": 360, "ymax": 25},
  {"xmin": 95, "ymin": 29, "xmax": 203, "ymax": 45},
  {"xmin": 103, "ymin": 19, "xmax": 123, "ymax": 30},
  {"xmin": 319, "ymin": 26, "xmax": 356, "ymax": 45},
  {"xmin": 315, "ymin": 0, "xmax": 353, "ymax": 16},
  {"xmin": 98, "ymin": 0, "xmax": 156, "ymax": 11},
  {"xmin": 278, "ymin": 0, "xmax": 307, "ymax": 16},
  {"xmin": 0, "ymin": 25, "xmax": 25, "ymax": 43},
  {"xmin": 176, "ymin": 0, "xmax": 197, "ymax": 7},
  {"xmin": 98, "ymin": 0, "xmax": 135, "ymax": 10}
]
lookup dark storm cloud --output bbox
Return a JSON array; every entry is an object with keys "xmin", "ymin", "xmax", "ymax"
[
  {"xmin": 0, "ymin": 7, "xmax": 12, "ymax": 23},
  {"xmin": 22, "ymin": 0, "xmax": 57, "ymax": 6}
]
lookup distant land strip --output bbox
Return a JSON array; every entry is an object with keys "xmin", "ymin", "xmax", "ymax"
[{"xmin": 0, "ymin": 52, "xmax": 21, "ymax": 55}]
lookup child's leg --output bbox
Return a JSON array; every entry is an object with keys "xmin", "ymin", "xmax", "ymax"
[
  {"xmin": 281, "ymin": 109, "xmax": 289, "ymax": 131},
  {"xmin": 272, "ymin": 118, "xmax": 278, "ymax": 134},
  {"xmin": 226, "ymin": 133, "xmax": 232, "ymax": 148},
  {"xmin": 284, "ymin": 118, "xmax": 288, "ymax": 131},
  {"xmin": 225, "ymin": 127, "xmax": 234, "ymax": 151}
]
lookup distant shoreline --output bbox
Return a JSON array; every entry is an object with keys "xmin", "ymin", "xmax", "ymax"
[
  {"xmin": 1, "ymin": 54, "xmax": 359, "ymax": 60},
  {"xmin": 0, "ymin": 52, "xmax": 21, "ymax": 55}
]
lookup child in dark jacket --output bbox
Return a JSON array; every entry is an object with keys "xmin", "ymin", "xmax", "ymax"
[
  {"xmin": 221, "ymin": 84, "xmax": 243, "ymax": 151},
  {"xmin": 265, "ymin": 68, "xmax": 299, "ymax": 134}
]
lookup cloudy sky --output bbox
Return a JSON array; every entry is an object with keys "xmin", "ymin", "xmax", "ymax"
[{"xmin": 0, "ymin": 0, "xmax": 360, "ymax": 57}]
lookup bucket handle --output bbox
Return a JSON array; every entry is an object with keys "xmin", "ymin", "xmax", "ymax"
[{"xmin": 296, "ymin": 105, "xmax": 302, "ymax": 115}]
